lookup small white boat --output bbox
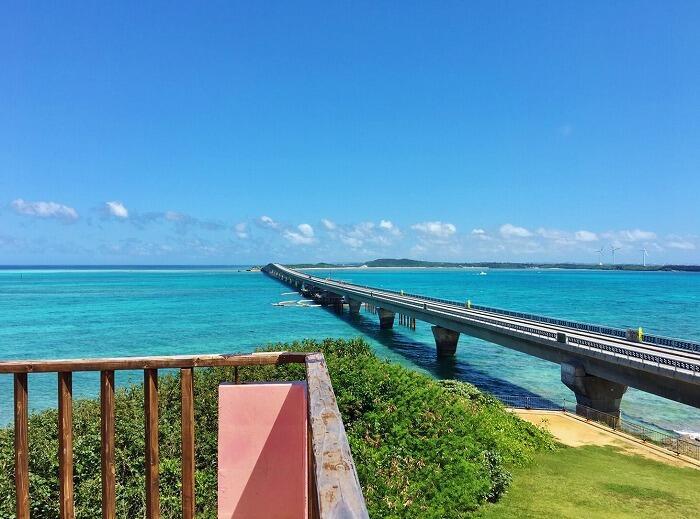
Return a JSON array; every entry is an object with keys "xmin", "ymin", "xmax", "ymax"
[
  {"xmin": 272, "ymin": 300, "xmax": 298, "ymax": 306},
  {"xmin": 478, "ymin": 271, "xmax": 488, "ymax": 276}
]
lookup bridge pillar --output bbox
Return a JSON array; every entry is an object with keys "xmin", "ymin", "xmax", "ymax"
[
  {"xmin": 432, "ymin": 326, "xmax": 460, "ymax": 357},
  {"xmin": 347, "ymin": 299, "xmax": 362, "ymax": 315},
  {"xmin": 377, "ymin": 308, "xmax": 395, "ymax": 329},
  {"xmin": 561, "ymin": 362, "xmax": 627, "ymax": 422}
]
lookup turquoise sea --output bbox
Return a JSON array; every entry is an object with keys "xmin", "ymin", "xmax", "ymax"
[{"xmin": 1, "ymin": 267, "xmax": 699, "ymax": 436}]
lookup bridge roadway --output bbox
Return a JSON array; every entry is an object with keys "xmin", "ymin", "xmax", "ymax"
[{"xmin": 263, "ymin": 263, "xmax": 700, "ymax": 416}]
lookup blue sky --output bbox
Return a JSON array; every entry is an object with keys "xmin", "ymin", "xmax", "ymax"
[{"xmin": 2, "ymin": 1, "xmax": 699, "ymax": 264}]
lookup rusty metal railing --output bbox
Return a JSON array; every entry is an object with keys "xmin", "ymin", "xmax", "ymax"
[{"xmin": 0, "ymin": 352, "xmax": 368, "ymax": 519}]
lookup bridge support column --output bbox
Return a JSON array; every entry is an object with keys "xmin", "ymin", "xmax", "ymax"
[
  {"xmin": 561, "ymin": 362, "xmax": 627, "ymax": 423},
  {"xmin": 377, "ymin": 308, "xmax": 395, "ymax": 329},
  {"xmin": 347, "ymin": 299, "xmax": 362, "ymax": 315},
  {"xmin": 432, "ymin": 326, "xmax": 460, "ymax": 357}
]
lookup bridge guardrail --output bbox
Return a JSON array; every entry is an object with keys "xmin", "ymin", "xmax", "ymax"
[
  {"xmin": 568, "ymin": 337, "xmax": 700, "ymax": 372},
  {"xmin": 497, "ymin": 394, "xmax": 700, "ymax": 462},
  {"xmin": 321, "ymin": 284, "xmax": 700, "ymax": 371},
  {"xmin": 397, "ymin": 290, "xmax": 700, "ymax": 354},
  {"xmin": 272, "ymin": 265, "xmax": 700, "ymax": 361},
  {"xmin": 315, "ymin": 272, "xmax": 700, "ymax": 354}
]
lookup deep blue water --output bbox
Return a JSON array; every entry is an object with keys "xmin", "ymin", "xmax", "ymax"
[{"xmin": 1, "ymin": 267, "xmax": 699, "ymax": 436}]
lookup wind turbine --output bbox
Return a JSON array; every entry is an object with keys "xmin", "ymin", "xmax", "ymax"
[
  {"xmin": 595, "ymin": 247, "xmax": 604, "ymax": 266},
  {"xmin": 641, "ymin": 248, "xmax": 648, "ymax": 267},
  {"xmin": 610, "ymin": 245, "xmax": 622, "ymax": 265}
]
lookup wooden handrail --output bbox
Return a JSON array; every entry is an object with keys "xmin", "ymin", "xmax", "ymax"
[
  {"xmin": 2, "ymin": 351, "xmax": 368, "ymax": 519},
  {"xmin": 0, "ymin": 351, "xmax": 308, "ymax": 373},
  {"xmin": 306, "ymin": 354, "xmax": 369, "ymax": 518}
]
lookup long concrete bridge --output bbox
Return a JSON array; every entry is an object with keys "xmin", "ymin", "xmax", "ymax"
[{"xmin": 263, "ymin": 263, "xmax": 700, "ymax": 417}]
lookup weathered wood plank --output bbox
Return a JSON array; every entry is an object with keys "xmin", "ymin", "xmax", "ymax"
[
  {"xmin": 14, "ymin": 373, "xmax": 30, "ymax": 519},
  {"xmin": 0, "ymin": 351, "xmax": 307, "ymax": 373},
  {"xmin": 58, "ymin": 372, "xmax": 75, "ymax": 519},
  {"xmin": 100, "ymin": 370, "xmax": 116, "ymax": 519},
  {"xmin": 308, "ymin": 419, "xmax": 319, "ymax": 519},
  {"xmin": 180, "ymin": 368, "xmax": 195, "ymax": 519},
  {"xmin": 305, "ymin": 353, "xmax": 368, "ymax": 518},
  {"xmin": 144, "ymin": 369, "xmax": 160, "ymax": 519}
]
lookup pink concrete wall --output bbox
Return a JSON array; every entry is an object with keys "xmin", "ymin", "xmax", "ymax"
[{"xmin": 218, "ymin": 381, "xmax": 308, "ymax": 518}]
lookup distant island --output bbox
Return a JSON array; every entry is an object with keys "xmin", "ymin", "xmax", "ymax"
[{"xmin": 288, "ymin": 258, "xmax": 700, "ymax": 272}]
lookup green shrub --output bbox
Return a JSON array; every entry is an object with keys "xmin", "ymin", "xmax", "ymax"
[{"xmin": 0, "ymin": 338, "xmax": 554, "ymax": 518}]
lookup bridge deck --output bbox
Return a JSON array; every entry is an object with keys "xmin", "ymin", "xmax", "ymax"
[{"xmin": 264, "ymin": 263, "xmax": 700, "ymax": 409}]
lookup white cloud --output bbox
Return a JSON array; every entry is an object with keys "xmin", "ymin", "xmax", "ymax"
[
  {"xmin": 258, "ymin": 215, "xmax": 280, "ymax": 229},
  {"xmin": 321, "ymin": 218, "xmax": 336, "ymax": 231},
  {"xmin": 499, "ymin": 223, "xmax": 532, "ymax": 239},
  {"xmin": 297, "ymin": 223, "xmax": 314, "ymax": 238},
  {"xmin": 603, "ymin": 229, "xmax": 656, "ymax": 243},
  {"xmin": 106, "ymin": 201, "xmax": 129, "ymax": 219},
  {"xmin": 322, "ymin": 220, "xmax": 402, "ymax": 250},
  {"xmin": 411, "ymin": 221, "xmax": 457, "ymax": 239},
  {"xmin": 353, "ymin": 221, "xmax": 375, "ymax": 233},
  {"xmin": 283, "ymin": 230, "xmax": 314, "ymax": 245},
  {"xmin": 234, "ymin": 222, "xmax": 248, "ymax": 239},
  {"xmin": 165, "ymin": 211, "xmax": 185, "ymax": 222},
  {"xmin": 12, "ymin": 200, "xmax": 691, "ymax": 263},
  {"xmin": 340, "ymin": 236, "xmax": 363, "ymax": 248},
  {"xmin": 575, "ymin": 230, "xmax": 598, "ymax": 242},
  {"xmin": 11, "ymin": 198, "xmax": 79, "ymax": 221},
  {"xmin": 282, "ymin": 223, "xmax": 316, "ymax": 245},
  {"xmin": 667, "ymin": 239, "xmax": 695, "ymax": 250},
  {"xmin": 342, "ymin": 222, "xmax": 374, "ymax": 247},
  {"xmin": 131, "ymin": 210, "xmax": 226, "ymax": 232},
  {"xmin": 255, "ymin": 217, "xmax": 318, "ymax": 245},
  {"xmin": 470, "ymin": 228, "xmax": 492, "ymax": 241},
  {"xmin": 537, "ymin": 228, "xmax": 566, "ymax": 240},
  {"xmin": 379, "ymin": 219, "xmax": 401, "ymax": 236},
  {"xmin": 622, "ymin": 229, "xmax": 656, "ymax": 242}
]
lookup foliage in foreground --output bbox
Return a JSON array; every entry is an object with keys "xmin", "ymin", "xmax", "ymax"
[{"xmin": 0, "ymin": 338, "xmax": 555, "ymax": 518}]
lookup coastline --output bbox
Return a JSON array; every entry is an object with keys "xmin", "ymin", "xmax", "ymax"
[
  {"xmin": 296, "ymin": 265, "xmax": 696, "ymax": 272},
  {"xmin": 288, "ymin": 259, "xmax": 700, "ymax": 272}
]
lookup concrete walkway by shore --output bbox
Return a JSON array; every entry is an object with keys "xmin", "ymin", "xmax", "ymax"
[{"xmin": 512, "ymin": 409, "xmax": 700, "ymax": 470}]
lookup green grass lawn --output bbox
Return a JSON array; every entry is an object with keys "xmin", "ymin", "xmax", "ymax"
[{"xmin": 475, "ymin": 445, "xmax": 700, "ymax": 519}]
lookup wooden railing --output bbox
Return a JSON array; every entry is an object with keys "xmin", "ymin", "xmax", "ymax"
[{"xmin": 0, "ymin": 351, "xmax": 369, "ymax": 518}]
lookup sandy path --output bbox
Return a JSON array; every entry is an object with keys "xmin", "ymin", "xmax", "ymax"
[{"xmin": 512, "ymin": 409, "xmax": 700, "ymax": 469}]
